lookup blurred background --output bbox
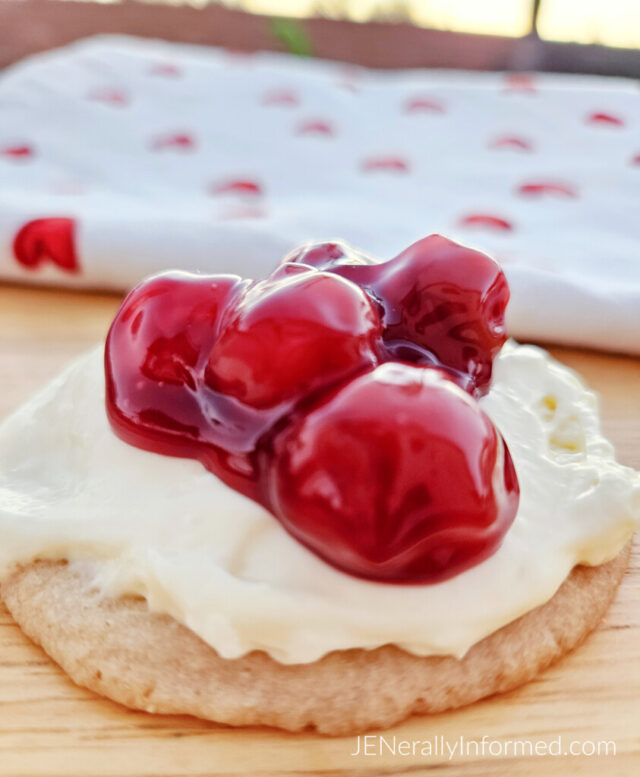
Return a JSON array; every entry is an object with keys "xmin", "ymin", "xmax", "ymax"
[{"xmin": 0, "ymin": 0, "xmax": 638, "ymax": 75}]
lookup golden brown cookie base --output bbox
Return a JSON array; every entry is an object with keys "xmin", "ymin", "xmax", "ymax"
[{"xmin": 0, "ymin": 545, "xmax": 630, "ymax": 736}]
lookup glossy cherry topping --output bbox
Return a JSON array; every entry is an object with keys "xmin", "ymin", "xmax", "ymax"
[
  {"xmin": 205, "ymin": 264, "xmax": 380, "ymax": 408},
  {"xmin": 106, "ymin": 235, "xmax": 518, "ymax": 583},
  {"xmin": 270, "ymin": 363, "xmax": 518, "ymax": 583},
  {"xmin": 287, "ymin": 235, "xmax": 509, "ymax": 395}
]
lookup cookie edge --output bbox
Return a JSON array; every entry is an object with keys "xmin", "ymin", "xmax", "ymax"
[{"xmin": 1, "ymin": 543, "xmax": 631, "ymax": 735}]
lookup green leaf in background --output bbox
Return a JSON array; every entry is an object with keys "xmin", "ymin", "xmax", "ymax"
[{"xmin": 269, "ymin": 18, "xmax": 314, "ymax": 57}]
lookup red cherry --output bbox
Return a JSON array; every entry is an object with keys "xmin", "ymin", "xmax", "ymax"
[
  {"xmin": 303, "ymin": 236, "xmax": 509, "ymax": 395},
  {"xmin": 380, "ymin": 237, "xmax": 509, "ymax": 394},
  {"xmin": 106, "ymin": 272, "xmax": 243, "ymax": 410},
  {"xmin": 13, "ymin": 218, "xmax": 79, "ymax": 273},
  {"xmin": 205, "ymin": 265, "xmax": 381, "ymax": 409},
  {"xmin": 105, "ymin": 272, "xmax": 264, "ymax": 493},
  {"xmin": 285, "ymin": 241, "xmax": 374, "ymax": 271},
  {"xmin": 270, "ymin": 363, "xmax": 519, "ymax": 583}
]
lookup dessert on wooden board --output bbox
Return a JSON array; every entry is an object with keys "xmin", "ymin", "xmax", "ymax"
[{"xmin": 1, "ymin": 236, "xmax": 638, "ymax": 734}]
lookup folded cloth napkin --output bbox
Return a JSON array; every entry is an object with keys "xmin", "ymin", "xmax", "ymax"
[{"xmin": 1, "ymin": 35, "xmax": 639, "ymax": 352}]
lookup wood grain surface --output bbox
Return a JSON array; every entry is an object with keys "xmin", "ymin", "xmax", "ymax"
[{"xmin": 0, "ymin": 284, "xmax": 639, "ymax": 777}]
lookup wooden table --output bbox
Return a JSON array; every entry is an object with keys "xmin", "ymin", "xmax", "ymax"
[{"xmin": 0, "ymin": 284, "xmax": 639, "ymax": 777}]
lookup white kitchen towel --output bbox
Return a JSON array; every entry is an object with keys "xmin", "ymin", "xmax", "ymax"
[{"xmin": 0, "ymin": 35, "xmax": 639, "ymax": 352}]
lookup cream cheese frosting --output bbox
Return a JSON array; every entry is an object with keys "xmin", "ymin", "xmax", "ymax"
[{"xmin": 0, "ymin": 341, "xmax": 638, "ymax": 664}]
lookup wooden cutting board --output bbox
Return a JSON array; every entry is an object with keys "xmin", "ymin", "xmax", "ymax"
[{"xmin": 0, "ymin": 284, "xmax": 639, "ymax": 777}]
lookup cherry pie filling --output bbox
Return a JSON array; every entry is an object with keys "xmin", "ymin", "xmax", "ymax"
[{"xmin": 105, "ymin": 235, "xmax": 519, "ymax": 583}]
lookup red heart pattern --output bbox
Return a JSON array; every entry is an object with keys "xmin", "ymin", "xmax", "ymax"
[
  {"xmin": 149, "ymin": 63, "xmax": 182, "ymax": 77},
  {"xmin": 2, "ymin": 36, "xmax": 639, "ymax": 340},
  {"xmin": 361, "ymin": 156, "xmax": 410, "ymax": 173},
  {"xmin": 1, "ymin": 145, "xmax": 34, "ymax": 159},
  {"xmin": 263, "ymin": 89, "xmax": 299, "ymax": 106},
  {"xmin": 151, "ymin": 133, "xmax": 196, "ymax": 151},
  {"xmin": 587, "ymin": 111, "xmax": 624, "ymax": 127},
  {"xmin": 13, "ymin": 218, "xmax": 79, "ymax": 273},
  {"xmin": 212, "ymin": 179, "xmax": 263, "ymax": 196},
  {"xmin": 490, "ymin": 136, "xmax": 533, "ymax": 151},
  {"xmin": 404, "ymin": 97, "xmax": 445, "ymax": 113},
  {"xmin": 88, "ymin": 88, "xmax": 128, "ymax": 106},
  {"xmin": 297, "ymin": 119, "xmax": 335, "ymax": 136},
  {"xmin": 518, "ymin": 182, "xmax": 578, "ymax": 198},
  {"xmin": 459, "ymin": 214, "xmax": 514, "ymax": 231}
]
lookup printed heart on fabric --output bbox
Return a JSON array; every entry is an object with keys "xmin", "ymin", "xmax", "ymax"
[{"xmin": 13, "ymin": 218, "xmax": 79, "ymax": 273}]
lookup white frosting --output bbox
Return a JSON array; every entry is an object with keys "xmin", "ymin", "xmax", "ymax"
[{"xmin": 0, "ymin": 341, "xmax": 638, "ymax": 664}]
